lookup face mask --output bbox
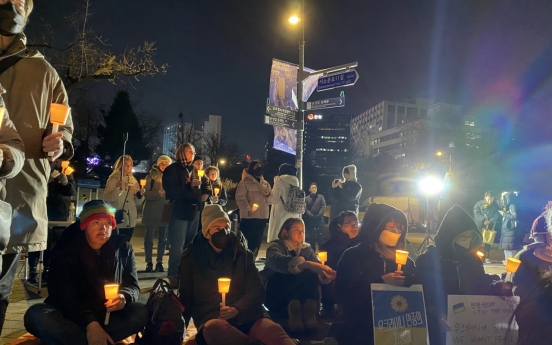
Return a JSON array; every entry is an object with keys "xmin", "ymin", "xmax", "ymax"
[
  {"xmin": 454, "ymin": 233, "xmax": 473, "ymax": 249},
  {"xmin": 211, "ymin": 228, "xmax": 230, "ymax": 249},
  {"xmin": 0, "ymin": 3, "xmax": 25, "ymax": 36},
  {"xmin": 252, "ymin": 167, "xmax": 263, "ymax": 177},
  {"xmin": 379, "ymin": 230, "xmax": 401, "ymax": 247}
]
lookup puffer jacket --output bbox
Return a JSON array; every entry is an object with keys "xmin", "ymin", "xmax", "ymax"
[
  {"xmin": 103, "ymin": 174, "xmax": 144, "ymax": 228},
  {"xmin": 267, "ymin": 174, "xmax": 302, "ymax": 242},
  {"xmin": 1, "ymin": 34, "xmax": 73, "ymax": 254},
  {"xmin": 142, "ymin": 165, "xmax": 167, "ymax": 227},
  {"xmin": 235, "ymin": 173, "xmax": 272, "ymax": 220}
]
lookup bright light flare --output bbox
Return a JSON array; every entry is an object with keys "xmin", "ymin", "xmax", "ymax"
[
  {"xmin": 289, "ymin": 16, "xmax": 300, "ymax": 24},
  {"xmin": 419, "ymin": 177, "xmax": 444, "ymax": 195}
]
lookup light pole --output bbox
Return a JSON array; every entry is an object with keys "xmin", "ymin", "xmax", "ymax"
[
  {"xmin": 289, "ymin": 0, "xmax": 305, "ymax": 188},
  {"xmin": 417, "ymin": 176, "xmax": 444, "ymax": 255}
]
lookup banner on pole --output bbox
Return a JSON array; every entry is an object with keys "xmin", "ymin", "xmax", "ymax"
[
  {"xmin": 273, "ymin": 126, "xmax": 297, "ymax": 155},
  {"xmin": 446, "ymin": 295, "xmax": 519, "ymax": 345},
  {"xmin": 371, "ymin": 284, "xmax": 429, "ymax": 345},
  {"xmin": 268, "ymin": 59, "xmax": 317, "ymax": 111}
]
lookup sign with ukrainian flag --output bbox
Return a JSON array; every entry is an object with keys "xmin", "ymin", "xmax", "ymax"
[{"xmin": 372, "ymin": 284, "xmax": 429, "ymax": 345}]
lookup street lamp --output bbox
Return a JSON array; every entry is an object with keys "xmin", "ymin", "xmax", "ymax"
[
  {"xmin": 435, "ymin": 150, "xmax": 452, "ymax": 173},
  {"xmin": 216, "ymin": 159, "xmax": 226, "ymax": 168},
  {"xmin": 288, "ymin": 15, "xmax": 300, "ymax": 25},
  {"xmin": 417, "ymin": 176, "xmax": 444, "ymax": 255}
]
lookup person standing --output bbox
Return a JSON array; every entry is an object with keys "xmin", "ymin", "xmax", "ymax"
[
  {"xmin": 329, "ymin": 164, "xmax": 362, "ymax": 220},
  {"xmin": 202, "ymin": 165, "xmax": 228, "ymax": 207},
  {"xmin": 304, "ymin": 182, "xmax": 326, "ymax": 251},
  {"xmin": 103, "ymin": 155, "xmax": 144, "ymax": 241},
  {"xmin": 473, "ymin": 190, "xmax": 500, "ymax": 262},
  {"xmin": 499, "ymin": 191, "xmax": 519, "ymax": 263},
  {"xmin": 235, "ymin": 160, "xmax": 272, "ymax": 258},
  {"xmin": 142, "ymin": 155, "xmax": 172, "ymax": 273},
  {"xmin": 162, "ymin": 143, "xmax": 202, "ymax": 287},
  {"xmin": 267, "ymin": 163, "xmax": 302, "ymax": 243},
  {"xmin": 0, "ymin": 0, "xmax": 74, "ymax": 332}
]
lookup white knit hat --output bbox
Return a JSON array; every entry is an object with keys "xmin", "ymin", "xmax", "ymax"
[{"xmin": 201, "ymin": 205, "xmax": 230, "ymax": 237}]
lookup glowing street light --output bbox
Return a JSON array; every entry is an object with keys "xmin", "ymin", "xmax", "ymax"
[
  {"xmin": 289, "ymin": 15, "xmax": 300, "ymax": 25},
  {"xmin": 436, "ymin": 151, "xmax": 443, "ymax": 157},
  {"xmin": 419, "ymin": 176, "xmax": 444, "ymax": 196}
]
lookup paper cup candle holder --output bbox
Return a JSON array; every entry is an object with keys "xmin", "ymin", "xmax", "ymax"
[
  {"xmin": 104, "ymin": 283, "xmax": 119, "ymax": 325},
  {"xmin": 49, "ymin": 104, "xmax": 70, "ymax": 157},
  {"xmin": 318, "ymin": 251, "xmax": 327, "ymax": 266},
  {"xmin": 214, "ymin": 187, "xmax": 220, "ymax": 196},
  {"xmin": 140, "ymin": 179, "xmax": 147, "ymax": 188},
  {"xmin": 395, "ymin": 250, "xmax": 409, "ymax": 272},
  {"xmin": 218, "ymin": 278, "xmax": 231, "ymax": 307}
]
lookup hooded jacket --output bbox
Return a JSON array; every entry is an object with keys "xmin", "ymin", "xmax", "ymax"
[
  {"xmin": 415, "ymin": 205, "xmax": 502, "ymax": 345},
  {"xmin": 329, "ymin": 165, "xmax": 362, "ymax": 218},
  {"xmin": 473, "ymin": 199, "xmax": 500, "ymax": 232},
  {"xmin": 319, "ymin": 217, "xmax": 360, "ymax": 270},
  {"xmin": 45, "ymin": 222, "xmax": 140, "ymax": 328},
  {"xmin": 235, "ymin": 173, "xmax": 272, "ymax": 220},
  {"xmin": 142, "ymin": 165, "xmax": 168, "ymax": 227},
  {"xmin": 1, "ymin": 34, "xmax": 74, "ymax": 254},
  {"xmin": 179, "ymin": 231, "xmax": 266, "ymax": 328},
  {"xmin": 499, "ymin": 192, "xmax": 519, "ymax": 250},
  {"xmin": 332, "ymin": 203, "xmax": 414, "ymax": 344},
  {"xmin": 104, "ymin": 173, "xmax": 145, "ymax": 228},
  {"xmin": 267, "ymin": 174, "xmax": 302, "ymax": 242}
]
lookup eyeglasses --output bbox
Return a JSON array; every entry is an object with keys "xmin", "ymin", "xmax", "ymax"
[
  {"xmin": 384, "ymin": 226, "xmax": 402, "ymax": 234},
  {"xmin": 342, "ymin": 222, "xmax": 359, "ymax": 228}
]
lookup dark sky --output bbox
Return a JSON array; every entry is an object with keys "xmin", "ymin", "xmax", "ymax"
[{"xmin": 27, "ymin": 0, "xmax": 552, "ymax": 159}]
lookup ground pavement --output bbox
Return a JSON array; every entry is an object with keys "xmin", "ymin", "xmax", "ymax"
[{"xmin": 0, "ymin": 225, "xmax": 510, "ymax": 344}]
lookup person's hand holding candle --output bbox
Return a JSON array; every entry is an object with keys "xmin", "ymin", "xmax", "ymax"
[
  {"xmin": 318, "ymin": 251, "xmax": 327, "ymax": 266},
  {"xmin": 251, "ymin": 203, "xmax": 259, "ymax": 213},
  {"xmin": 63, "ymin": 166, "xmax": 75, "ymax": 176},
  {"xmin": 42, "ymin": 132, "xmax": 64, "ymax": 162},
  {"xmin": 61, "ymin": 160, "xmax": 70, "ymax": 173},
  {"xmin": 214, "ymin": 187, "xmax": 220, "ymax": 196}
]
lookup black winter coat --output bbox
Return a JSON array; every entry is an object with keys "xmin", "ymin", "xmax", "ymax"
[
  {"xmin": 319, "ymin": 217, "xmax": 360, "ymax": 270},
  {"xmin": 162, "ymin": 161, "xmax": 202, "ymax": 219},
  {"xmin": 473, "ymin": 199, "xmax": 500, "ymax": 232},
  {"xmin": 47, "ymin": 170, "xmax": 76, "ymax": 221},
  {"xmin": 179, "ymin": 232, "xmax": 266, "ymax": 328},
  {"xmin": 329, "ymin": 180, "xmax": 362, "ymax": 218},
  {"xmin": 45, "ymin": 222, "xmax": 140, "ymax": 328}
]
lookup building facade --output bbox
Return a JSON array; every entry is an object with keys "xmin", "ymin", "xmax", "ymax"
[{"xmin": 162, "ymin": 121, "xmax": 204, "ymax": 158}]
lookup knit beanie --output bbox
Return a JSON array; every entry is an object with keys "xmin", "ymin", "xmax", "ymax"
[
  {"xmin": 193, "ymin": 155, "xmax": 203, "ymax": 163},
  {"xmin": 201, "ymin": 204, "xmax": 230, "ymax": 237},
  {"xmin": 278, "ymin": 163, "xmax": 297, "ymax": 176},
  {"xmin": 79, "ymin": 200, "xmax": 117, "ymax": 230},
  {"xmin": 157, "ymin": 155, "xmax": 172, "ymax": 166}
]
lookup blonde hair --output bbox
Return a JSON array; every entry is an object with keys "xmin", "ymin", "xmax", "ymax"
[
  {"xmin": 278, "ymin": 218, "xmax": 304, "ymax": 241},
  {"xmin": 110, "ymin": 155, "xmax": 133, "ymax": 177},
  {"xmin": 204, "ymin": 166, "xmax": 220, "ymax": 183},
  {"xmin": 175, "ymin": 143, "xmax": 195, "ymax": 163}
]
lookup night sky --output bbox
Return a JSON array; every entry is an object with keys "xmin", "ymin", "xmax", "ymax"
[{"xmin": 27, "ymin": 0, "xmax": 552, "ymax": 159}]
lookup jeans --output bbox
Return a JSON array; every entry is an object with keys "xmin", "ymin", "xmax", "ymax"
[
  {"xmin": 24, "ymin": 302, "xmax": 148, "ymax": 345},
  {"xmin": 239, "ymin": 219, "xmax": 267, "ymax": 259},
  {"xmin": 193, "ymin": 318, "xmax": 296, "ymax": 345},
  {"xmin": 0, "ymin": 253, "xmax": 21, "ymax": 333},
  {"xmin": 144, "ymin": 226, "xmax": 167, "ymax": 263},
  {"xmin": 167, "ymin": 212, "xmax": 199, "ymax": 277}
]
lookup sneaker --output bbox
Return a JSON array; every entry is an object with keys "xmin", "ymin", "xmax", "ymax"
[
  {"xmin": 145, "ymin": 262, "xmax": 153, "ymax": 273},
  {"xmin": 155, "ymin": 263, "xmax": 165, "ymax": 273},
  {"xmin": 288, "ymin": 299, "xmax": 304, "ymax": 333}
]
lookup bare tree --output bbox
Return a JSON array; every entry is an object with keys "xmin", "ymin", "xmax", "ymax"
[
  {"xmin": 70, "ymin": 89, "xmax": 104, "ymax": 155},
  {"xmin": 29, "ymin": 0, "xmax": 167, "ymax": 93}
]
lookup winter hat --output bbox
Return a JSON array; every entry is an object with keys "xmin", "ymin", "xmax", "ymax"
[
  {"xmin": 201, "ymin": 204, "xmax": 230, "ymax": 237},
  {"xmin": 157, "ymin": 155, "xmax": 172, "ymax": 166},
  {"xmin": 278, "ymin": 163, "xmax": 297, "ymax": 176},
  {"xmin": 79, "ymin": 200, "xmax": 117, "ymax": 230},
  {"xmin": 193, "ymin": 155, "xmax": 204, "ymax": 163}
]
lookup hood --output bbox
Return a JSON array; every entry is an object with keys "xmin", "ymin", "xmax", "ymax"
[
  {"xmin": 358, "ymin": 203, "xmax": 408, "ymax": 248},
  {"xmin": 149, "ymin": 165, "xmax": 163, "ymax": 180},
  {"xmin": 343, "ymin": 164, "xmax": 357, "ymax": 181},
  {"xmin": 244, "ymin": 173, "xmax": 260, "ymax": 184},
  {"xmin": 277, "ymin": 174, "xmax": 299, "ymax": 186},
  {"xmin": 328, "ymin": 217, "xmax": 358, "ymax": 244},
  {"xmin": 434, "ymin": 205, "xmax": 482, "ymax": 258}
]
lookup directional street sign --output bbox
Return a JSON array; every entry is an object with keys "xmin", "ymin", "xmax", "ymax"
[
  {"xmin": 306, "ymin": 96, "xmax": 345, "ymax": 110},
  {"xmin": 317, "ymin": 70, "xmax": 359, "ymax": 92},
  {"xmin": 264, "ymin": 115, "xmax": 296, "ymax": 129},
  {"xmin": 265, "ymin": 104, "xmax": 296, "ymax": 121}
]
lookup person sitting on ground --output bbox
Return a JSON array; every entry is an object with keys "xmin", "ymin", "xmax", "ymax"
[
  {"xmin": 24, "ymin": 200, "xmax": 147, "ymax": 345},
  {"xmin": 329, "ymin": 203, "xmax": 414, "ymax": 344},
  {"xmin": 319, "ymin": 211, "xmax": 360, "ymax": 315},
  {"xmin": 416, "ymin": 205, "xmax": 508, "ymax": 345},
  {"xmin": 179, "ymin": 205, "xmax": 299, "ymax": 345},
  {"xmin": 261, "ymin": 218, "xmax": 336, "ymax": 333}
]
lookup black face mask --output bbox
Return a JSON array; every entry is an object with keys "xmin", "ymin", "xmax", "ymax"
[
  {"xmin": 0, "ymin": 3, "xmax": 25, "ymax": 37},
  {"xmin": 211, "ymin": 228, "xmax": 231, "ymax": 249},
  {"xmin": 252, "ymin": 167, "xmax": 263, "ymax": 177}
]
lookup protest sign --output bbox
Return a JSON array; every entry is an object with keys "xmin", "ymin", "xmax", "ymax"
[
  {"xmin": 372, "ymin": 284, "xmax": 429, "ymax": 345},
  {"xmin": 446, "ymin": 295, "xmax": 519, "ymax": 345}
]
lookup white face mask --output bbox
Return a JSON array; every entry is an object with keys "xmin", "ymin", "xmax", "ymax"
[
  {"xmin": 379, "ymin": 230, "xmax": 401, "ymax": 247},
  {"xmin": 454, "ymin": 232, "xmax": 473, "ymax": 249}
]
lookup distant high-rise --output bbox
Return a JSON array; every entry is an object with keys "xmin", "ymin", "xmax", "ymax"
[{"xmin": 162, "ymin": 121, "xmax": 203, "ymax": 158}]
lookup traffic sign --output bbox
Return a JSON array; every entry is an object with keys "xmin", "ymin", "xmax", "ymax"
[
  {"xmin": 306, "ymin": 96, "xmax": 345, "ymax": 110},
  {"xmin": 265, "ymin": 104, "xmax": 296, "ymax": 120},
  {"xmin": 264, "ymin": 115, "xmax": 296, "ymax": 129},
  {"xmin": 317, "ymin": 70, "xmax": 359, "ymax": 92}
]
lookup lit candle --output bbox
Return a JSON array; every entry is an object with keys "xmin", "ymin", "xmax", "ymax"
[
  {"xmin": 197, "ymin": 169, "xmax": 204, "ymax": 178},
  {"xmin": 214, "ymin": 187, "xmax": 220, "ymax": 196},
  {"xmin": 318, "ymin": 251, "xmax": 328, "ymax": 266},
  {"xmin": 218, "ymin": 278, "xmax": 231, "ymax": 307},
  {"xmin": 506, "ymin": 257, "xmax": 521, "ymax": 273},
  {"xmin": 63, "ymin": 166, "xmax": 75, "ymax": 176},
  {"xmin": 103, "ymin": 284, "xmax": 119, "ymax": 325},
  {"xmin": 140, "ymin": 179, "xmax": 147, "ymax": 188},
  {"xmin": 252, "ymin": 203, "xmax": 259, "ymax": 212},
  {"xmin": 49, "ymin": 104, "xmax": 71, "ymax": 157},
  {"xmin": 476, "ymin": 251, "xmax": 485, "ymax": 261},
  {"xmin": 395, "ymin": 250, "xmax": 409, "ymax": 272}
]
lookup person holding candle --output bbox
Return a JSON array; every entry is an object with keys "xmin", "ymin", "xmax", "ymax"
[
  {"xmin": 235, "ymin": 160, "xmax": 272, "ymax": 258},
  {"xmin": 415, "ymin": 205, "xmax": 508, "ymax": 345},
  {"xmin": 0, "ymin": 0, "xmax": 76, "ymax": 332},
  {"xmin": 104, "ymin": 155, "xmax": 145, "ymax": 241},
  {"xmin": 163, "ymin": 143, "xmax": 203, "ymax": 287},
  {"xmin": 262, "ymin": 218, "xmax": 336, "ymax": 333},
  {"xmin": 142, "ymin": 155, "xmax": 172, "ymax": 273},
  {"xmin": 23, "ymin": 200, "xmax": 147, "ymax": 345},
  {"xmin": 179, "ymin": 205, "xmax": 298, "ymax": 345},
  {"xmin": 193, "ymin": 155, "xmax": 205, "ymax": 172},
  {"xmin": 329, "ymin": 203, "xmax": 414, "ymax": 344},
  {"xmin": 202, "ymin": 165, "xmax": 228, "ymax": 207},
  {"xmin": 473, "ymin": 190, "xmax": 500, "ymax": 262}
]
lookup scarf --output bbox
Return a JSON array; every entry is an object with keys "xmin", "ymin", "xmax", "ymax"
[
  {"xmin": 192, "ymin": 233, "xmax": 234, "ymax": 280},
  {"xmin": 372, "ymin": 241, "xmax": 397, "ymax": 261}
]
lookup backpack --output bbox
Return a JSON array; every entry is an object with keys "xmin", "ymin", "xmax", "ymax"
[
  {"xmin": 280, "ymin": 185, "xmax": 306, "ymax": 214},
  {"xmin": 137, "ymin": 279, "xmax": 186, "ymax": 345}
]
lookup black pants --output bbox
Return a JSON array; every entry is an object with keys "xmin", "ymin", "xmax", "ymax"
[
  {"xmin": 239, "ymin": 219, "xmax": 266, "ymax": 258},
  {"xmin": 0, "ymin": 253, "xmax": 21, "ymax": 333},
  {"xmin": 265, "ymin": 270, "xmax": 320, "ymax": 313},
  {"xmin": 24, "ymin": 302, "xmax": 148, "ymax": 345}
]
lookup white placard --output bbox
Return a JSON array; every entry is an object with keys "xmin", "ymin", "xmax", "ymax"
[{"xmin": 446, "ymin": 295, "xmax": 519, "ymax": 345}]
